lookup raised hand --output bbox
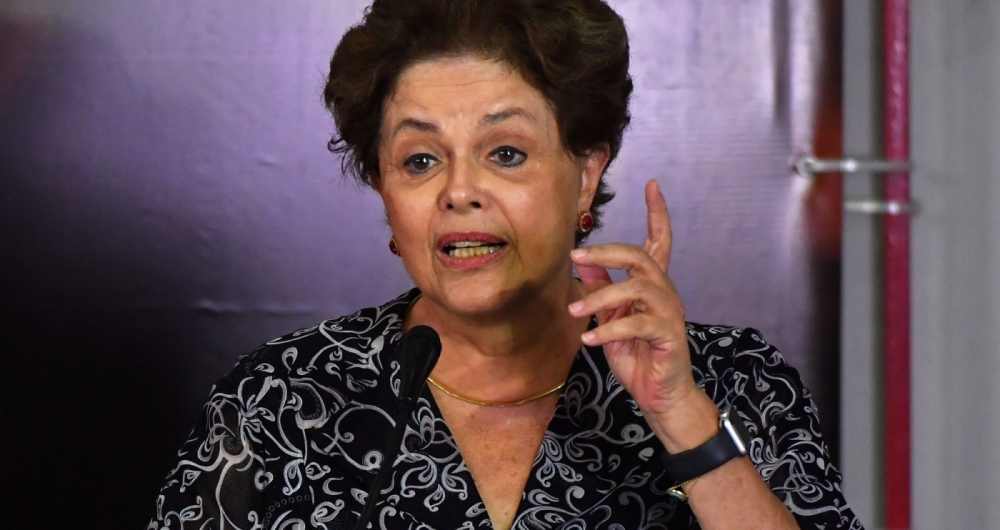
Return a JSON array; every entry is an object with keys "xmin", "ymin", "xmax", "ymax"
[
  {"xmin": 571, "ymin": 180, "xmax": 801, "ymax": 528},
  {"xmin": 569, "ymin": 179, "xmax": 702, "ymax": 424}
]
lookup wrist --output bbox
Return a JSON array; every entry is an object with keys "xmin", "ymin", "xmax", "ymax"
[
  {"xmin": 657, "ymin": 401, "xmax": 755, "ymax": 499},
  {"xmin": 644, "ymin": 387, "xmax": 720, "ymax": 453}
]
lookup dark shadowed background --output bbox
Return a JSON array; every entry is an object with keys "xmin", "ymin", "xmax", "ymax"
[{"xmin": 0, "ymin": 1, "xmax": 842, "ymax": 527}]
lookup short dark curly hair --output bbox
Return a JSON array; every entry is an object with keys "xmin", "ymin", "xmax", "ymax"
[{"xmin": 324, "ymin": 0, "xmax": 632, "ymax": 241}]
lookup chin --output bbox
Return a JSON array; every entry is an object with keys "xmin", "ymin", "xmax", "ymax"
[
  {"xmin": 434, "ymin": 281, "xmax": 516, "ymax": 317},
  {"xmin": 421, "ymin": 272, "xmax": 530, "ymax": 319},
  {"xmin": 418, "ymin": 251, "xmax": 571, "ymax": 318}
]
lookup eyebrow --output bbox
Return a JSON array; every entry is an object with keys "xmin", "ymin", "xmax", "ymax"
[
  {"xmin": 390, "ymin": 107, "xmax": 539, "ymax": 139},
  {"xmin": 481, "ymin": 107, "xmax": 539, "ymax": 126},
  {"xmin": 392, "ymin": 118, "xmax": 439, "ymax": 138}
]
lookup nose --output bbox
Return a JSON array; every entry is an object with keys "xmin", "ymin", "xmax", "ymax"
[{"xmin": 439, "ymin": 157, "xmax": 488, "ymax": 213}]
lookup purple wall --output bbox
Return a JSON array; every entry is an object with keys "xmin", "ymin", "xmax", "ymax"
[{"xmin": 0, "ymin": 2, "xmax": 840, "ymax": 527}]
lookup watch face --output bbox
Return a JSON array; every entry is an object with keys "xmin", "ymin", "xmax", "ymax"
[{"xmin": 722, "ymin": 405, "xmax": 752, "ymax": 455}]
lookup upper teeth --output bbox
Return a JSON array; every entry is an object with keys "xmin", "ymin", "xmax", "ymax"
[{"xmin": 446, "ymin": 241, "xmax": 503, "ymax": 258}]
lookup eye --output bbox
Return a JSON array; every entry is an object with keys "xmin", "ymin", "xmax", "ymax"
[
  {"xmin": 489, "ymin": 146, "xmax": 527, "ymax": 168},
  {"xmin": 403, "ymin": 153, "xmax": 439, "ymax": 174}
]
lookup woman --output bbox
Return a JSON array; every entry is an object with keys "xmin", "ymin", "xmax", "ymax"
[{"xmin": 149, "ymin": 1, "xmax": 862, "ymax": 529}]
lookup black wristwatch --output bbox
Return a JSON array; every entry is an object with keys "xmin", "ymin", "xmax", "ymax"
[{"xmin": 659, "ymin": 404, "xmax": 752, "ymax": 498}]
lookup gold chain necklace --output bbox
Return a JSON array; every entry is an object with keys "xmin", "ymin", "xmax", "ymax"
[{"xmin": 426, "ymin": 376, "xmax": 565, "ymax": 408}]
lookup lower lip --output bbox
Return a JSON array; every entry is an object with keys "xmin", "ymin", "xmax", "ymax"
[{"xmin": 437, "ymin": 245, "xmax": 508, "ymax": 270}]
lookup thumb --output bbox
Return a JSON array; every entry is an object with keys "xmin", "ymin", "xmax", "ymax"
[
  {"xmin": 576, "ymin": 263, "xmax": 612, "ymax": 294},
  {"xmin": 576, "ymin": 263, "xmax": 619, "ymax": 325}
]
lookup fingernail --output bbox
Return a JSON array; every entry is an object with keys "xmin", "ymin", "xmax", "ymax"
[
  {"xmin": 568, "ymin": 301, "xmax": 584, "ymax": 314},
  {"xmin": 570, "ymin": 248, "xmax": 587, "ymax": 259},
  {"xmin": 581, "ymin": 331, "xmax": 595, "ymax": 343}
]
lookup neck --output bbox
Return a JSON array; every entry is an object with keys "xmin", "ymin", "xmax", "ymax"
[{"xmin": 405, "ymin": 274, "xmax": 588, "ymax": 404}]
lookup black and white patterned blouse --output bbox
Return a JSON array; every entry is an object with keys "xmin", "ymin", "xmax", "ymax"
[{"xmin": 149, "ymin": 289, "xmax": 862, "ymax": 529}]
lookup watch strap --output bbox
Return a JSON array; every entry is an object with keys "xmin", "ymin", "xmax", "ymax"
[{"xmin": 658, "ymin": 406, "xmax": 749, "ymax": 484}]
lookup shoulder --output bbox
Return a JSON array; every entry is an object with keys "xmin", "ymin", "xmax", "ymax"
[
  {"xmin": 219, "ymin": 289, "xmax": 418, "ymax": 402},
  {"xmin": 685, "ymin": 323, "xmax": 808, "ymax": 423},
  {"xmin": 684, "ymin": 322, "xmax": 778, "ymax": 363},
  {"xmin": 685, "ymin": 323, "xmax": 862, "ymax": 526},
  {"xmin": 684, "ymin": 322, "xmax": 795, "ymax": 376},
  {"xmin": 150, "ymin": 291, "xmax": 420, "ymax": 528},
  {"xmin": 212, "ymin": 289, "xmax": 419, "ymax": 416}
]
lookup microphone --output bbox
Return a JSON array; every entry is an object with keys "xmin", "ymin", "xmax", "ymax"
[
  {"xmin": 353, "ymin": 325, "xmax": 441, "ymax": 530},
  {"xmin": 395, "ymin": 326, "xmax": 443, "ymax": 413}
]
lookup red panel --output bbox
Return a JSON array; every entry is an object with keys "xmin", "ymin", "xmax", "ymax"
[{"xmin": 883, "ymin": 1, "xmax": 911, "ymax": 528}]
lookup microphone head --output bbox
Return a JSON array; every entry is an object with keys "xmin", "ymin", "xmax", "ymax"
[{"xmin": 396, "ymin": 325, "xmax": 442, "ymax": 404}]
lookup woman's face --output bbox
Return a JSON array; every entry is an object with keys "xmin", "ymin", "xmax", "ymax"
[{"xmin": 377, "ymin": 56, "xmax": 608, "ymax": 317}]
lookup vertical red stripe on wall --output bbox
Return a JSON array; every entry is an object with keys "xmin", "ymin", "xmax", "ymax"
[{"xmin": 883, "ymin": 0, "xmax": 911, "ymax": 528}]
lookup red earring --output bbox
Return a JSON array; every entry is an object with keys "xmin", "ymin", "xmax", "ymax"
[
  {"xmin": 389, "ymin": 237, "xmax": 400, "ymax": 256},
  {"xmin": 576, "ymin": 211, "xmax": 595, "ymax": 234}
]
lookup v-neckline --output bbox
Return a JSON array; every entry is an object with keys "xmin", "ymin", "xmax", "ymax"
[
  {"xmin": 415, "ymin": 352, "xmax": 586, "ymax": 529},
  {"xmin": 389, "ymin": 289, "xmax": 649, "ymax": 529}
]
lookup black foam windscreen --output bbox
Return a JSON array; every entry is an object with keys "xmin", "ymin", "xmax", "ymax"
[{"xmin": 396, "ymin": 325, "xmax": 442, "ymax": 408}]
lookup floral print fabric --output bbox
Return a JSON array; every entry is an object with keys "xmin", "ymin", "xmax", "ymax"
[{"xmin": 149, "ymin": 289, "xmax": 862, "ymax": 529}]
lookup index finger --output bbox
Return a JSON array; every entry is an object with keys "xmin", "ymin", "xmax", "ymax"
[{"xmin": 643, "ymin": 179, "xmax": 672, "ymax": 272}]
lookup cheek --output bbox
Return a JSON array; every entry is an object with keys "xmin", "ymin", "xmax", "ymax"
[
  {"xmin": 380, "ymin": 192, "xmax": 401, "ymax": 227},
  {"xmin": 538, "ymin": 162, "xmax": 584, "ymax": 218},
  {"xmin": 381, "ymin": 191, "xmax": 414, "ymax": 236},
  {"xmin": 381, "ymin": 185, "xmax": 439, "ymax": 253},
  {"xmin": 507, "ymin": 182, "xmax": 577, "ymax": 244}
]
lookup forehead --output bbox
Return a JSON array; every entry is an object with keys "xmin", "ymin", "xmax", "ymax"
[{"xmin": 384, "ymin": 56, "xmax": 554, "ymax": 127}]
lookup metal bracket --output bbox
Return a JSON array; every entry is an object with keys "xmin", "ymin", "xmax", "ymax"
[
  {"xmin": 793, "ymin": 154, "xmax": 918, "ymax": 216},
  {"xmin": 793, "ymin": 154, "xmax": 912, "ymax": 178},
  {"xmin": 843, "ymin": 199, "xmax": 918, "ymax": 215}
]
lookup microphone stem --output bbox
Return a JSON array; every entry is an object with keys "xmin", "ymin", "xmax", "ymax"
[{"xmin": 353, "ymin": 401, "xmax": 414, "ymax": 530}]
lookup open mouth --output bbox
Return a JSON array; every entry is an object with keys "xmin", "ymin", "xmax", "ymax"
[{"xmin": 441, "ymin": 240, "xmax": 507, "ymax": 258}]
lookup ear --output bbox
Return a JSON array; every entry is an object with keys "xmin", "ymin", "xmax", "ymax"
[{"xmin": 577, "ymin": 143, "xmax": 611, "ymax": 211}]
